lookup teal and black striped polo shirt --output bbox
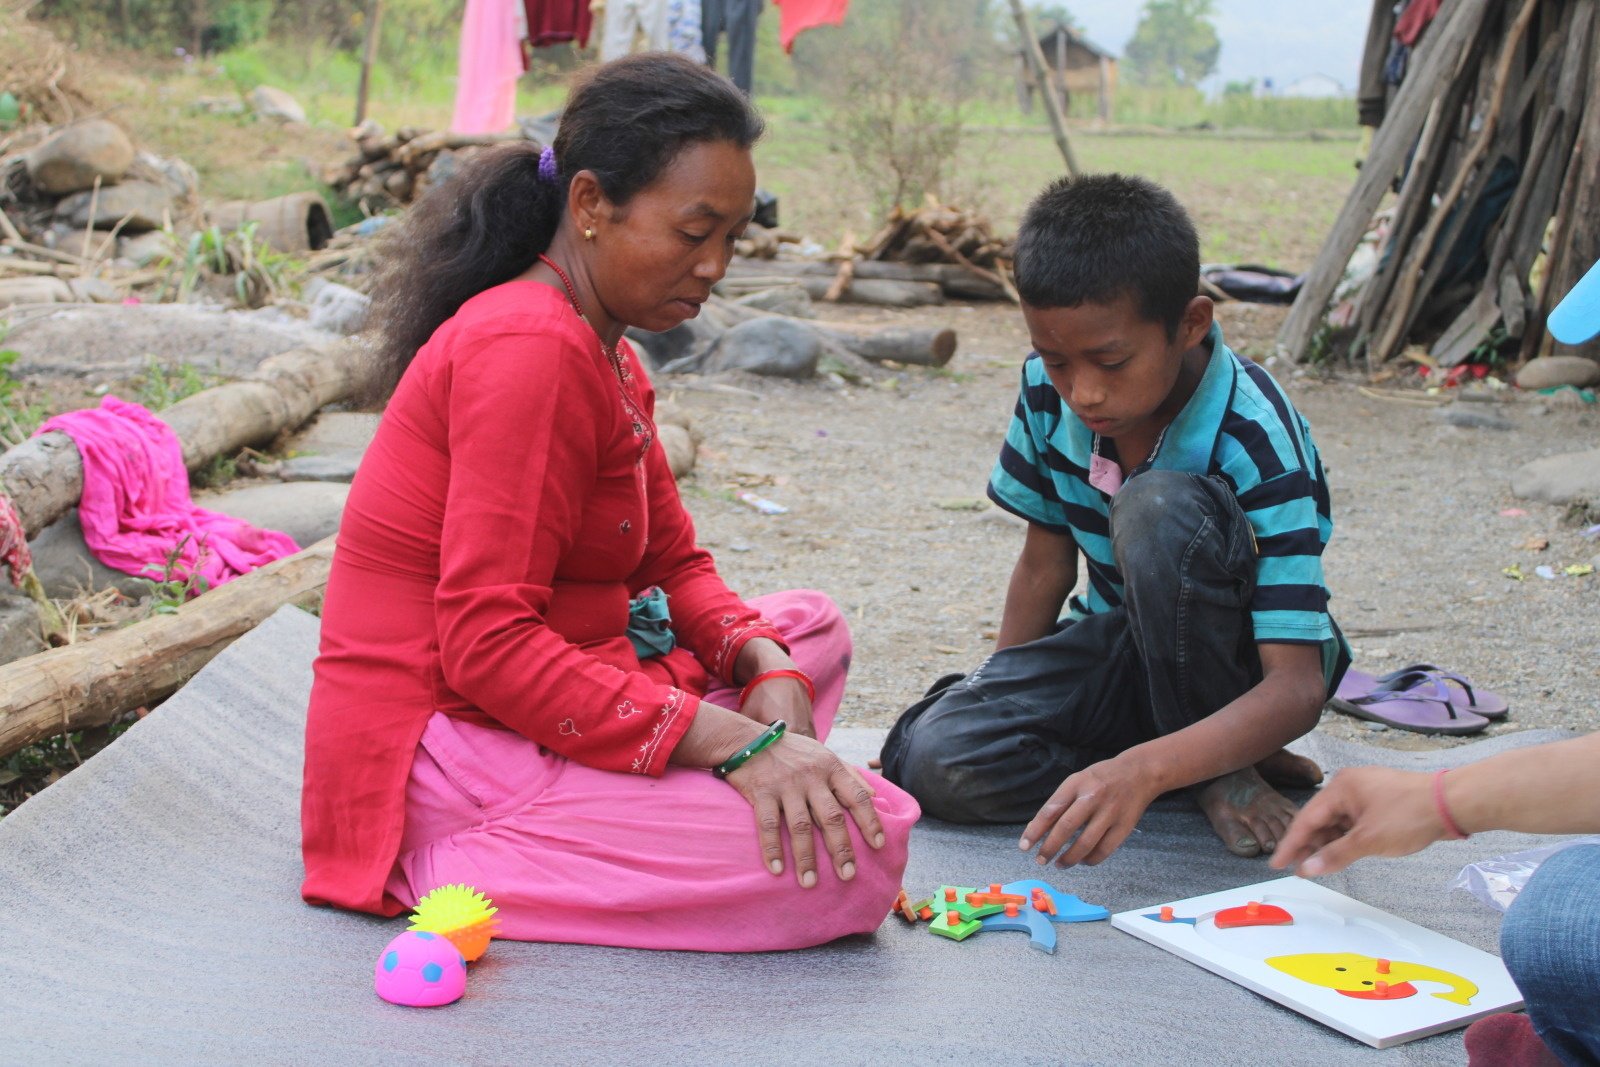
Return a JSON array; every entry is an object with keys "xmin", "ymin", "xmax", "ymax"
[{"xmin": 987, "ymin": 323, "xmax": 1349, "ymax": 685}]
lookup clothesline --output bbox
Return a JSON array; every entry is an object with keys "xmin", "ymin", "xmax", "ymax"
[{"xmin": 452, "ymin": 0, "xmax": 852, "ymax": 135}]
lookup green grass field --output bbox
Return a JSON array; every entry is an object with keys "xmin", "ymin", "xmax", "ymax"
[{"xmin": 73, "ymin": 34, "xmax": 1360, "ymax": 272}]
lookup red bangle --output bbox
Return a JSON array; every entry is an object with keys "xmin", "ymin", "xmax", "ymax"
[
  {"xmin": 1432, "ymin": 769, "xmax": 1469, "ymax": 840},
  {"xmin": 739, "ymin": 668, "xmax": 815, "ymax": 708}
]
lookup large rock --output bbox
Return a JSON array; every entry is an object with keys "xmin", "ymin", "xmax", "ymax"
[
  {"xmin": 305, "ymin": 280, "xmax": 370, "ymax": 336},
  {"xmin": 659, "ymin": 423, "xmax": 695, "ymax": 478},
  {"xmin": 277, "ymin": 454, "xmax": 362, "ymax": 483},
  {"xmin": 28, "ymin": 511, "xmax": 149, "ymax": 599},
  {"xmin": 284, "ymin": 412, "xmax": 381, "ymax": 456},
  {"xmin": 54, "ymin": 180, "xmax": 175, "ymax": 233},
  {"xmin": 0, "ymin": 588, "xmax": 47, "ymax": 665},
  {"xmin": 28, "ymin": 483, "xmax": 348, "ymax": 599},
  {"xmin": 1515, "ymin": 356, "xmax": 1600, "ymax": 390},
  {"xmin": 24, "ymin": 120, "xmax": 135, "ymax": 195},
  {"xmin": 3, "ymin": 303, "xmax": 335, "ymax": 380},
  {"xmin": 1511, "ymin": 448, "xmax": 1600, "ymax": 505},
  {"xmin": 0, "ymin": 277, "xmax": 73, "ymax": 308},
  {"xmin": 195, "ymin": 482, "xmax": 349, "ymax": 548},
  {"xmin": 700, "ymin": 317, "xmax": 821, "ymax": 378},
  {"xmin": 248, "ymin": 86, "xmax": 306, "ymax": 125}
]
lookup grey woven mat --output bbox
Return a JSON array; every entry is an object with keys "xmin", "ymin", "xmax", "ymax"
[{"xmin": 0, "ymin": 607, "xmax": 1559, "ymax": 1065}]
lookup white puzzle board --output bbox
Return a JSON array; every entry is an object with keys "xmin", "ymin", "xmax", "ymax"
[{"xmin": 1111, "ymin": 876, "xmax": 1523, "ymax": 1049}]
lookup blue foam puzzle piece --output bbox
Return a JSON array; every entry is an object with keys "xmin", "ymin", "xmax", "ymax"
[
  {"xmin": 1142, "ymin": 912, "xmax": 1198, "ymax": 926},
  {"xmin": 978, "ymin": 905, "xmax": 1057, "ymax": 954},
  {"xmin": 999, "ymin": 879, "xmax": 1110, "ymax": 924}
]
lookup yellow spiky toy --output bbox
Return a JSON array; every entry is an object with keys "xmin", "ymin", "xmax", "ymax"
[{"xmin": 408, "ymin": 884, "xmax": 501, "ymax": 962}]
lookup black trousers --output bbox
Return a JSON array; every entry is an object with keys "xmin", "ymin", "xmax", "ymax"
[
  {"xmin": 702, "ymin": 0, "xmax": 761, "ymax": 94},
  {"xmin": 880, "ymin": 471, "xmax": 1274, "ymax": 824}
]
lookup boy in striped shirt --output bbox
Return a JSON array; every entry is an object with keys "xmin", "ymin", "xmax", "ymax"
[{"xmin": 880, "ymin": 174, "xmax": 1349, "ymax": 865}]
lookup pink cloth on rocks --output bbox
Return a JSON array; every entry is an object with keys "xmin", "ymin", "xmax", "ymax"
[
  {"xmin": 383, "ymin": 589, "xmax": 920, "ymax": 952},
  {"xmin": 38, "ymin": 396, "xmax": 299, "ymax": 589}
]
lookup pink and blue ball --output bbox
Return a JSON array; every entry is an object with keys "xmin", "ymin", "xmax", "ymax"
[{"xmin": 374, "ymin": 930, "xmax": 467, "ymax": 1007}]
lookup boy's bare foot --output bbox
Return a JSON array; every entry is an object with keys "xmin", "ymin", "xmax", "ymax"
[
  {"xmin": 1194, "ymin": 767, "xmax": 1300, "ymax": 857},
  {"xmin": 1255, "ymin": 748, "xmax": 1323, "ymax": 789}
]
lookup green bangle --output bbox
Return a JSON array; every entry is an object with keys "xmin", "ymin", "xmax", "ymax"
[{"xmin": 713, "ymin": 720, "xmax": 787, "ymax": 780}]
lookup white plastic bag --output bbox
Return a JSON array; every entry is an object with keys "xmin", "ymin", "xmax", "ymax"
[{"xmin": 1451, "ymin": 837, "xmax": 1600, "ymax": 912}]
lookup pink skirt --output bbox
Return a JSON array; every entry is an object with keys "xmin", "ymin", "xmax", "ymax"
[{"xmin": 384, "ymin": 589, "xmax": 920, "ymax": 951}]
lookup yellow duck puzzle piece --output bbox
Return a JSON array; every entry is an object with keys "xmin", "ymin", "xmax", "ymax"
[{"xmin": 1266, "ymin": 952, "xmax": 1478, "ymax": 1006}]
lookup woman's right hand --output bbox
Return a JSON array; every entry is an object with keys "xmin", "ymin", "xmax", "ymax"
[{"xmin": 724, "ymin": 731, "xmax": 887, "ymax": 888}]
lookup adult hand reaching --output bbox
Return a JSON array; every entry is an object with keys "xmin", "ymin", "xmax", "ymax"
[{"xmin": 1270, "ymin": 766, "xmax": 1449, "ymax": 877}]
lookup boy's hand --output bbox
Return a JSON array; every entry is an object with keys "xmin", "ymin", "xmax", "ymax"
[{"xmin": 1019, "ymin": 755, "xmax": 1159, "ymax": 867}]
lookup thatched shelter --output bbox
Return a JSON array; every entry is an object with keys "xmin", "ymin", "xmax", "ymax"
[
  {"xmin": 1279, "ymin": 0, "xmax": 1600, "ymax": 371},
  {"xmin": 1015, "ymin": 21, "xmax": 1116, "ymax": 124}
]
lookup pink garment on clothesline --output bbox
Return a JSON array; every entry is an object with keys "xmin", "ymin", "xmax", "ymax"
[
  {"xmin": 37, "ymin": 396, "xmax": 299, "ymax": 590},
  {"xmin": 452, "ymin": 0, "xmax": 524, "ymax": 135},
  {"xmin": 773, "ymin": 0, "xmax": 850, "ymax": 53}
]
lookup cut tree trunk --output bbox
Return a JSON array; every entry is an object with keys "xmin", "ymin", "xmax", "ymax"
[
  {"xmin": 0, "ymin": 536, "xmax": 334, "ymax": 760},
  {"xmin": 705, "ymin": 296, "xmax": 958, "ymax": 366},
  {"xmin": 815, "ymin": 325, "xmax": 958, "ymax": 367},
  {"xmin": 0, "ymin": 339, "xmax": 374, "ymax": 539}
]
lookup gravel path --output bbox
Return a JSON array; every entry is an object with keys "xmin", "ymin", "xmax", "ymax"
[{"xmin": 671, "ymin": 301, "xmax": 1600, "ymax": 754}]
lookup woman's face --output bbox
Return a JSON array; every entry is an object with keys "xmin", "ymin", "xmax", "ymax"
[{"xmin": 589, "ymin": 139, "xmax": 757, "ymax": 333}]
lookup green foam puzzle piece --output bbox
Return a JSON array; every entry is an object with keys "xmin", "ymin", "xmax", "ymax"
[
  {"xmin": 927, "ymin": 886, "xmax": 1005, "ymax": 923},
  {"xmin": 929, "ymin": 914, "xmax": 983, "ymax": 941}
]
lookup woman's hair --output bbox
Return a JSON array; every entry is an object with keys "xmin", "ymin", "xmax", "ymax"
[{"xmin": 364, "ymin": 52, "xmax": 764, "ymax": 401}]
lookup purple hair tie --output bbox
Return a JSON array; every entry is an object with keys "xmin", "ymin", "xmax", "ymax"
[{"xmin": 537, "ymin": 145, "xmax": 559, "ymax": 185}]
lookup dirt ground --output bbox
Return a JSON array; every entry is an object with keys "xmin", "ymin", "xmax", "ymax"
[{"xmin": 670, "ymin": 299, "xmax": 1600, "ymax": 754}]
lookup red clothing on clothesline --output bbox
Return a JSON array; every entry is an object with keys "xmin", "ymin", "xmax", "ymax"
[
  {"xmin": 1394, "ymin": 0, "xmax": 1443, "ymax": 47},
  {"xmin": 773, "ymin": 0, "xmax": 849, "ymax": 53},
  {"xmin": 300, "ymin": 282, "xmax": 783, "ymax": 916},
  {"xmin": 525, "ymin": 0, "xmax": 593, "ymax": 51}
]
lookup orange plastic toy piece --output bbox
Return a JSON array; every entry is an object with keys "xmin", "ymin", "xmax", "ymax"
[
  {"xmin": 1377, "ymin": 958, "xmax": 1392, "ymax": 975},
  {"xmin": 966, "ymin": 890, "xmax": 1028, "ymax": 908},
  {"xmin": 1031, "ymin": 888, "xmax": 1057, "ymax": 916},
  {"xmin": 1160, "ymin": 906, "xmax": 1175, "ymax": 922},
  {"xmin": 1214, "ymin": 900, "xmax": 1293, "ymax": 929}
]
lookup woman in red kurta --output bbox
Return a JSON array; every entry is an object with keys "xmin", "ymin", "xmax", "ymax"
[{"xmin": 301, "ymin": 53, "xmax": 917, "ymax": 950}]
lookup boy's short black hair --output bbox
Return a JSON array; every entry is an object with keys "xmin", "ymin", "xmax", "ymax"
[{"xmin": 1012, "ymin": 174, "xmax": 1199, "ymax": 339}]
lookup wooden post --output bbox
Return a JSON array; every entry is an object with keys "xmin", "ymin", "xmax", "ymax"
[
  {"xmin": 0, "ymin": 538, "xmax": 335, "ymax": 760},
  {"xmin": 1008, "ymin": 0, "xmax": 1081, "ymax": 177},
  {"xmin": 1098, "ymin": 56, "xmax": 1112, "ymax": 124},
  {"xmin": 355, "ymin": 0, "xmax": 385, "ymax": 127}
]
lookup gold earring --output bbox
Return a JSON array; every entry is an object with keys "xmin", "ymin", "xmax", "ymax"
[{"xmin": 584, "ymin": 227, "xmax": 595, "ymax": 241}]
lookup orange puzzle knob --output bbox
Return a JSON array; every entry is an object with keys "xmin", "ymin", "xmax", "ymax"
[
  {"xmin": 944, "ymin": 887, "xmax": 958, "ymax": 903},
  {"xmin": 1376, "ymin": 958, "xmax": 1392, "ymax": 975},
  {"xmin": 946, "ymin": 911, "xmax": 961, "ymax": 927},
  {"xmin": 1160, "ymin": 906, "xmax": 1175, "ymax": 922},
  {"xmin": 1005, "ymin": 902, "xmax": 1021, "ymax": 917}
]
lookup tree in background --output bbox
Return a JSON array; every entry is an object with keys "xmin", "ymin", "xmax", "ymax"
[
  {"xmin": 1123, "ymin": 0, "xmax": 1220, "ymax": 89},
  {"xmin": 793, "ymin": 0, "xmax": 1002, "ymax": 215},
  {"xmin": 1029, "ymin": 4, "xmax": 1082, "ymax": 33}
]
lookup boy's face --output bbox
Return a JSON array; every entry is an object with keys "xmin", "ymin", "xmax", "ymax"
[{"xmin": 1023, "ymin": 294, "xmax": 1213, "ymax": 440}]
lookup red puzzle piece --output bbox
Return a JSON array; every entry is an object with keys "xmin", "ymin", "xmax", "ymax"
[
  {"xmin": 1338, "ymin": 981, "xmax": 1418, "ymax": 1001},
  {"xmin": 1213, "ymin": 900, "xmax": 1294, "ymax": 929}
]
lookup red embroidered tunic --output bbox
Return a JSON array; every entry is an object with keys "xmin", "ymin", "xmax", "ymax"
[{"xmin": 301, "ymin": 282, "xmax": 783, "ymax": 914}]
